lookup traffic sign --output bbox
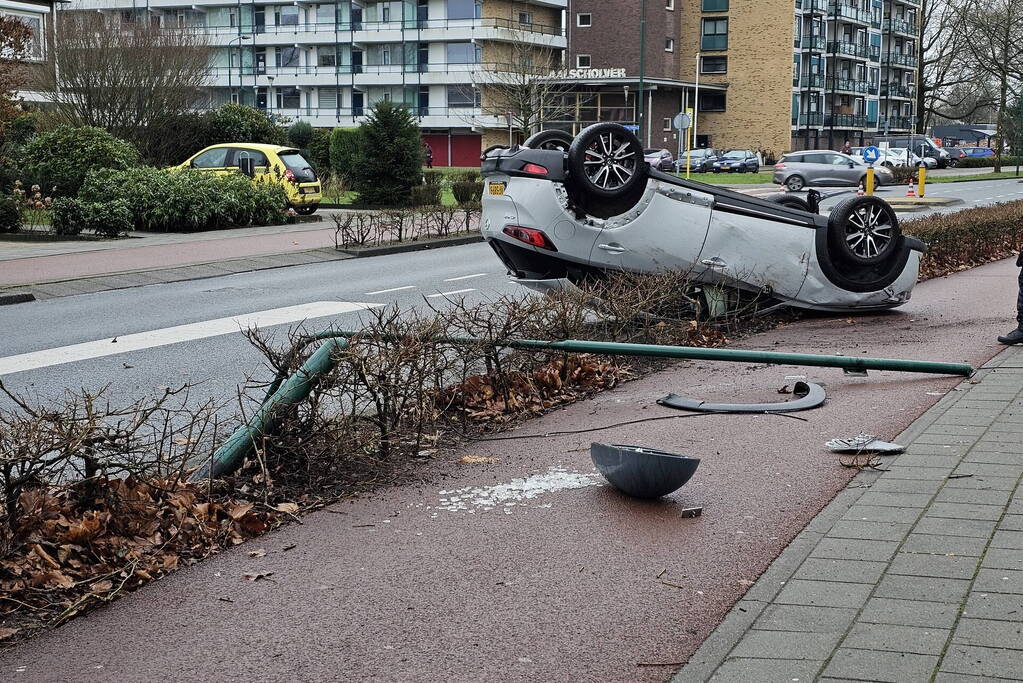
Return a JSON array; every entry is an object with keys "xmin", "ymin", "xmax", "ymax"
[
  {"xmin": 672, "ymin": 112, "xmax": 691, "ymax": 130},
  {"xmin": 862, "ymin": 146, "xmax": 881, "ymax": 164}
]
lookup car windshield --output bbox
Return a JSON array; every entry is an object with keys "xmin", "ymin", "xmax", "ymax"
[
  {"xmin": 279, "ymin": 151, "xmax": 317, "ymax": 182},
  {"xmin": 722, "ymin": 151, "xmax": 746, "ymax": 159},
  {"xmin": 644, "ymin": 149, "xmax": 660, "ymax": 155}
]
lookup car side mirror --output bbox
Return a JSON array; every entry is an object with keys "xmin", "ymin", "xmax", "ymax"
[
  {"xmin": 848, "ymin": 162, "xmax": 855, "ymax": 168},
  {"xmin": 239, "ymin": 157, "xmax": 256, "ymax": 177}
]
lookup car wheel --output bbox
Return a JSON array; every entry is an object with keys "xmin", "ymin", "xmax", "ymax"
[
  {"xmin": 523, "ymin": 130, "xmax": 574, "ymax": 153},
  {"xmin": 947, "ymin": 159, "xmax": 959, "ymax": 168},
  {"xmin": 767, "ymin": 194, "xmax": 814, "ymax": 213},
  {"xmin": 785, "ymin": 175, "xmax": 806, "ymax": 192},
  {"xmin": 827, "ymin": 196, "xmax": 901, "ymax": 266},
  {"xmin": 567, "ymin": 123, "xmax": 647, "ymax": 200},
  {"xmin": 294, "ymin": 204, "xmax": 318, "ymax": 215}
]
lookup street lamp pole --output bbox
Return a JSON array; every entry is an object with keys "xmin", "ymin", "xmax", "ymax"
[
  {"xmin": 267, "ymin": 74, "xmax": 275, "ymax": 115},
  {"xmin": 693, "ymin": 51, "xmax": 700, "ymax": 149},
  {"xmin": 637, "ymin": 0, "xmax": 647, "ymax": 144},
  {"xmin": 227, "ymin": 35, "xmax": 251, "ymax": 104}
]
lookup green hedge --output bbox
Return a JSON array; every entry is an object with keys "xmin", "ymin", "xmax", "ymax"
[
  {"xmin": 21, "ymin": 126, "xmax": 141, "ymax": 197},
  {"xmin": 78, "ymin": 167, "xmax": 288, "ymax": 233},
  {"xmin": 956, "ymin": 156, "xmax": 1023, "ymax": 168},
  {"xmin": 904, "ymin": 200, "xmax": 1023, "ymax": 280}
]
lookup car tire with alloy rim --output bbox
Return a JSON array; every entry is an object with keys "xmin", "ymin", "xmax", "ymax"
[
  {"xmin": 567, "ymin": 122, "xmax": 648, "ymax": 200},
  {"xmin": 523, "ymin": 130, "xmax": 574, "ymax": 153},
  {"xmin": 827, "ymin": 195, "xmax": 900, "ymax": 266},
  {"xmin": 785, "ymin": 175, "xmax": 806, "ymax": 192}
]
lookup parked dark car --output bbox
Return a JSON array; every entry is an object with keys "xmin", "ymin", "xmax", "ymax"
[
  {"xmin": 643, "ymin": 148, "xmax": 675, "ymax": 172},
  {"xmin": 945, "ymin": 147, "xmax": 967, "ymax": 167},
  {"xmin": 712, "ymin": 150, "xmax": 759, "ymax": 173},
  {"xmin": 674, "ymin": 148, "xmax": 722, "ymax": 173}
]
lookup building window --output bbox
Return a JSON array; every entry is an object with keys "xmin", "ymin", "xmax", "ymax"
[
  {"xmin": 317, "ymin": 46, "xmax": 337, "ymax": 67},
  {"xmin": 275, "ymin": 6, "xmax": 299, "ymax": 26},
  {"xmin": 447, "ymin": 0, "xmax": 481, "ymax": 20},
  {"xmin": 702, "ymin": 0, "xmax": 729, "ymax": 10},
  {"xmin": 276, "ymin": 87, "xmax": 301, "ymax": 109},
  {"xmin": 700, "ymin": 56, "xmax": 727, "ymax": 73},
  {"xmin": 277, "ymin": 46, "xmax": 300, "ymax": 68},
  {"xmin": 665, "ymin": 38, "xmax": 674, "ymax": 52},
  {"xmin": 446, "ymin": 42, "xmax": 480, "ymax": 64},
  {"xmin": 665, "ymin": 0, "xmax": 674, "ymax": 9},
  {"xmin": 701, "ymin": 18, "xmax": 728, "ymax": 51},
  {"xmin": 663, "ymin": 117, "xmax": 672, "ymax": 131},
  {"xmin": 698, "ymin": 92, "xmax": 726, "ymax": 112},
  {"xmin": 447, "ymin": 84, "xmax": 479, "ymax": 108},
  {"xmin": 576, "ymin": 13, "xmax": 591, "ymax": 27},
  {"xmin": 576, "ymin": 54, "xmax": 591, "ymax": 68},
  {"xmin": 316, "ymin": 4, "xmax": 335, "ymax": 26},
  {"xmin": 518, "ymin": 11, "xmax": 532, "ymax": 25},
  {"xmin": 5, "ymin": 12, "xmax": 43, "ymax": 61},
  {"xmin": 382, "ymin": 5, "xmax": 390, "ymax": 22}
]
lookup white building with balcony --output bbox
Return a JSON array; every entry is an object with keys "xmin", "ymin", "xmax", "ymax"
[{"xmin": 64, "ymin": 0, "xmax": 566, "ymax": 166}]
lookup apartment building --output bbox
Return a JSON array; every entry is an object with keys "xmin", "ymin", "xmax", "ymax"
[
  {"xmin": 66, "ymin": 0, "xmax": 566, "ymax": 166},
  {"xmin": 678, "ymin": 0, "xmax": 921, "ymax": 155}
]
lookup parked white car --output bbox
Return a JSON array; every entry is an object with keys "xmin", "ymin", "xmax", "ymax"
[{"xmin": 480, "ymin": 124, "xmax": 924, "ymax": 313}]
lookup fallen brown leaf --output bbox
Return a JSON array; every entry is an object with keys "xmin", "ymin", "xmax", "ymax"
[
  {"xmin": 457, "ymin": 455, "xmax": 497, "ymax": 465},
  {"xmin": 247, "ymin": 548, "xmax": 267, "ymax": 558},
  {"xmin": 274, "ymin": 502, "xmax": 299, "ymax": 515},
  {"xmin": 242, "ymin": 572, "xmax": 274, "ymax": 582},
  {"xmin": 0, "ymin": 627, "xmax": 18, "ymax": 641}
]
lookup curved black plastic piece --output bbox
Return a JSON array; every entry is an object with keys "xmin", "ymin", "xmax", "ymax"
[
  {"xmin": 590, "ymin": 443, "xmax": 701, "ymax": 499},
  {"xmin": 657, "ymin": 381, "xmax": 826, "ymax": 414}
]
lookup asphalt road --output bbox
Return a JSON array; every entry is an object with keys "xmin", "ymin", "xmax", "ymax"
[
  {"xmin": 2, "ymin": 178, "xmax": 1022, "ymax": 411},
  {"xmin": 0, "ymin": 241, "xmax": 516, "ymax": 409}
]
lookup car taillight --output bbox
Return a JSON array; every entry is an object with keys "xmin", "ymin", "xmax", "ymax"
[
  {"xmin": 284, "ymin": 169, "xmax": 297, "ymax": 183},
  {"xmin": 774, "ymin": 163, "xmax": 786, "ymax": 170},
  {"xmin": 521, "ymin": 163, "xmax": 548, "ymax": 176},
  {"xmin": 502, "ymin": 225, "xmax": 557, "ymax": 251}
]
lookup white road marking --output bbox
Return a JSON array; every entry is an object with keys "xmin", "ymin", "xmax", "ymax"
[
  {"xmin": 443, "ymin": 273, "xmax": 488, "ymax": 282},
  {"xmin": 365, "ymin": 285, "xmax": 416, "ymax": 295},
  {"xmin": 0, "ymin": 301, "xmax": 380, "ymax": 376},
  {"xmin": 426, "ymin": 289, "xmax": 476, "ymax": 299}
]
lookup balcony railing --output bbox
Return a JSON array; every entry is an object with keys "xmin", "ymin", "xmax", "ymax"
[
  {"xmin": 882, "ymin": 53, "xmax": 918, "ymax": 67},
  {"xmin": 825, "ymin": 113, "xmax": 868, "ymax": 127},
  {"xmin": 795, "ymin": 35, "xmax": 826, "ymax": 50},
  {"xmin": 160, "ymin": 15, "xmax": 564, "ymax": 37},
  {"xmin": 793, "ymin": 113, "xmax": 826, "ymax": 126},
  {"xmin": 885, "ymin": 18, "xmax": 917, "ymax": 35},
  {"xmin": 827, "ymin": 78, "xmax": 869, "ymax": 94},
  {"xmin": 227, "ymin": 105, "xmax": 491, "ymax": 121},
  {"xmin": 881, "ymin": 83, "xmax": 915, "ymax": 98},
  {"xmin": 884, "ymin": 116, "xmax": 914, "ymax": 129},
  {"xmin": 828, "ymin": 2, "xmax": 871, "ymax": 23},
  {"xmin": 795, "ymin": 73, "xmax": 826, "ymax": 88},
  {"xmin": 215, "ymin": 60, "xmax": 503, "ymax": 77},
  {"xmin": 827, "ymin": 41, "xmax": 878, "ymax": 59},
  {"xmin": 797, "ymin": 0, "xmax": 828, "ymax": 13}
]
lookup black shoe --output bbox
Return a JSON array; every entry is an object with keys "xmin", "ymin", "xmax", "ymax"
[{"xmin": 997, "ymin": 327, "xmax": 1023, "ymax": 344}]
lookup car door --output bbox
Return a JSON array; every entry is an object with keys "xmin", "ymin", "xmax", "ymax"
[
  {"xmin": 590, "ymin": 184, "xmax": 715, "ymax": 275},
  {"xmin": 800, "ymin": 153, "xmax": 832, "ymax": 185},
  {"xmin": 831, "ymin": 153, "xmax": 861, "ymax": 185}
]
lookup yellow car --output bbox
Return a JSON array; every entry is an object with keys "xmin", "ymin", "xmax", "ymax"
[{"xmin": 177, "ymin": 143, "xmax": 322, "ymax": 215}]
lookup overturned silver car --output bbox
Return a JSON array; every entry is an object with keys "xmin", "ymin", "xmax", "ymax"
[{"xmin": 480, "ymin": 123, "xmax": 924, "ymax": 312}]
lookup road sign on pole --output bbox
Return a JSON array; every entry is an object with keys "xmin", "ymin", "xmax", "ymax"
[
  {"xmin": 862, "ymin": 146, "xmax": 881, "ymax": 164},
  {"xmin": 672, "ymin": 112, "xmax": 691, "ymax": 131}
]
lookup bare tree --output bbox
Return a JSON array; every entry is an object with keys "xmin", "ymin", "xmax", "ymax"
[
  {"xmin": 41, "ymin": 12, "xmax": 211, "ymax": 158},
  {"xmin": 955, "ymin": 0, "xmax": 1023, "ymax": 170},
  {"xmin": 915, "ymin": 0, "xmax": 994, "ymax": 131},
  {"xmin": 0, "ymin": 16, "xmax": 31, "ymax": 132},
  {"xmin": 470, "ymin": 36, "xmax": 579, "ymax": 143}
]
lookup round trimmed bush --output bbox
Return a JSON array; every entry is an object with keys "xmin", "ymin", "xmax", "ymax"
[
  {"xmin": 288, "ymin": 121, "xmax": 314, "ymax": 148},
  {"xmin": 21, "ymin": 126, "xmax": 140, "ymax": 197},
  {"xmin": 0, "ymin": 194, "xmax": 21, "ymax": 233},
  {"xmin": 51, "ymin": 197, "xmax": 84, "ymax": 236}
]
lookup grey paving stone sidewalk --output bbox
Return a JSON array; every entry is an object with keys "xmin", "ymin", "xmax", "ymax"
[{"xmin": 674, "ymin": 346, "xmax": 1023, "ymax": 683}]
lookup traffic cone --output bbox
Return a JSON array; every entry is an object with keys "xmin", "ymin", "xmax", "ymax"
[
  {"xmin": 777, "ymin": 185, "xmax": 786, "ymax": 193},
  {"xmin": 905, "ymin": 179, "xmax": 916, "ymax": 197},
  {"xmin": 857, "ymin": 183, "xmax": 865, "ymax": 197}
]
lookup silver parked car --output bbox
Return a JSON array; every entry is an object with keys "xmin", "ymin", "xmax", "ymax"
[
  {"xmin": 479, "ymin": 124, "xmax": 923, "ymax": 313},
  {"xmin": 773, "ymin": 151, "xmax": 894, "ymax": 191}
]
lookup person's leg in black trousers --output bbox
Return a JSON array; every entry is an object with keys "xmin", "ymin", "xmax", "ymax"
[{"xmin": 998, "ymin": 254, "xmax": 1023, "ymax": 344}]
